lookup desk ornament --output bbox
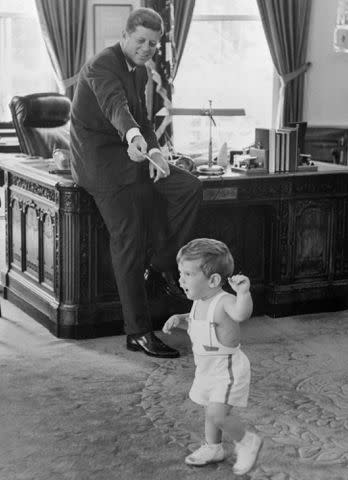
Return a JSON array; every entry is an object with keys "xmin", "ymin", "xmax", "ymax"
[
  {"xmin": 156, "ymin": 101, "xmax": 245, "ymax": 176},
  {"xmin": 232, "ymin": 153, "xmax": 263, "ymax": 175},
  {"xmin": 297, "ymin": 153, "xmax": 318, "ymax": 172},
  {"xmin": 231, "ymin": 144, "xmax": 268, "ymax": 175},
  {"xmin": 49, "ymin": 148, "xmax": 71, "ymax": 175},
  {"xmin": 173, "ymin": 154, "xmax": 195, "ymax": 172},
  {"xmin": 52, "ymin": 148, "xmax": 71, "ymax": 170}
]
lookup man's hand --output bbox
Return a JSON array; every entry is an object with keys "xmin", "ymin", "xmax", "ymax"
[
  {"xmin": 162, "ymin": 314, "xmax": 181, "ymax": 334},
  {"xmin": 127, "ymin": 135, "xmax": 147, "ymax": 162},
  {"xmin": 227, "ymin": 274, "xmax": 251, "ymax": 295},
  {"xmin": 149, "ymin": 151, "xmax": 170, "ymax": 182}
]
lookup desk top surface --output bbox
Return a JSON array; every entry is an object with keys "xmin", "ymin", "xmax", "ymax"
[
  {"xmin": 0, "ymin": 137, "xmax": 20, "ymax": 153},
  {"xmin": 0, "ymin": 154, "xmax": 75, "ymax": 187},
  {"xmin": 0, "ymin": 153, "xmax": 348, "ymax": 188}
]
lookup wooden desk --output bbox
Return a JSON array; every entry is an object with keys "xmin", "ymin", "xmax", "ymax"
[
  {"xmin": 198, "ymin": 162, "xmax": 348, "ymax": 317},
  {"xmin": 1, "ymin": 154, "xmax": 348, "ymax": 338}
]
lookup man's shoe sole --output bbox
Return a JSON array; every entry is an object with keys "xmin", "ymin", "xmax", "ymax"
[{"xmin": 126, "ymin": 342, "xmax": 180, "ymax": 358}]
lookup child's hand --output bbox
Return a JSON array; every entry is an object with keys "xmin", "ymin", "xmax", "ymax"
[
  {"xmin": 162, "ymin": 315, "xmax": 181, "ymax": 334},
  {"xmin": 228, "ymin": 274, "xmax": 250, "ymax": 294}
]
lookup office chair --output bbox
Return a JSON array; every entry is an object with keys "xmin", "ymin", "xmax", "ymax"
[{"xmin": 9, "ymin": 92, "xmax": 71, "ymax": 158}]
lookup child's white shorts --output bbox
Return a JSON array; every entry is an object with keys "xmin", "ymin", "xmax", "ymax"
[{"xmin": 189, "ymin": 349, "xmax": 250, "ymax": 407}]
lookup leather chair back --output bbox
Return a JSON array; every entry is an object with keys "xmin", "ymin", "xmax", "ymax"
[{"xmin": 9, "ymin": 93, "xmax": 71, "ymax": 158}]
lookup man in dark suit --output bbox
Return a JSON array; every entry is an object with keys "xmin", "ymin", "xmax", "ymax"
[{"xmin": 70, "ymin": 7, "xmax": 202, "ymax": 358}]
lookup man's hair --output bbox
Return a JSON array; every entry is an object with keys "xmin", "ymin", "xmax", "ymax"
[
  {"xmin": 177, "ymin": 238, "xmax": 235, "ymax": 281},
  {"xmin": 126, "ymin": 7, "xmax": 164, "ymax": 35}
]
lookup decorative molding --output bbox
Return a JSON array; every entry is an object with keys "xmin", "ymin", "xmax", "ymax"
[
  {"xmin": 80, "ymin": 216, "xmax": 90, "ymax": 302},
  {"xmin": 293, "ymin": 177, "xmax": 337, "ymax": 195},
  {"xmin": 59, "ymin": 190, "xmax": 77, "ymax": 213},
  {"xmin": 203, "ymin": 186, "xmax": 237, "ymax": 201},
  {"xmin": 237, "ymin": 179, "xmax": 291, "ymax": 199},
  {"xmin": 278, "ymin": 200, "xmax": 290, "ymax": 278},
  {"xmin": 294, "ymin": 198, "xmax": 332, "ymax": 216},
  {"xmin": 26, "ymin": 260, "xmax": 39, "ymax": 273},
  {"xmin": 54, "ymin": 213, "xmax": 60, "ymax": 295},
  {"xmin": 11, "ymin": 174, "xmax": 56, "ymax": 202}
]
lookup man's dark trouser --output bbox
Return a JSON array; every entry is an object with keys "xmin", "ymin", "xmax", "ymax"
[{"xmin": 93, "ymin": 164, "xmax": 203, "ymax": 335}]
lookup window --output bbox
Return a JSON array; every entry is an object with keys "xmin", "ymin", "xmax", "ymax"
[
  {"xmin": 172, "ymin": 0, "xmax": 274, "ymax": 156},
  {"xmin": 0, "ymin": 0, "xmax": 57, "ymax": 122}
]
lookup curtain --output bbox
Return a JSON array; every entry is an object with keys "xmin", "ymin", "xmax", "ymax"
[
  {"xmin": 172, "ymin": 0, "xmax": 195, "ymax": 79},
  {"xmin": 256, "ymin": 0, "xmax": 312, "ymax": 126},
  {"xmin": 35, "ymin": 0, "xmax": 87, "ymax": 100}
]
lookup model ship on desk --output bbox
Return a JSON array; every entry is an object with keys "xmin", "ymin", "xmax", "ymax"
[
  {"xmin": 231, "ymin": 152, "xmax": 268, "ymax": 175},
  {"xmin": 231, "ymin": 134, "xmax": 268, "ymax": 174}
]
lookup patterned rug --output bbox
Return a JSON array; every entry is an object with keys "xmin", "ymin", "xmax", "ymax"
[
  {"xmin": 1, "ymin": 298, "xmax": 348, "ymax": 480},
  {"xmin": 141, "ymin": 315, "xmax": 348, "ymax": 480}
]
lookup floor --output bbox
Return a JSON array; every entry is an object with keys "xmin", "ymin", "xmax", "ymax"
[
  {"xmin": 1, "ymin": 189, "xmax": 348, "ymax": 479},
  {"xmin": 1, "ymin": 296, "xmax": 348, "ymax": 480}
]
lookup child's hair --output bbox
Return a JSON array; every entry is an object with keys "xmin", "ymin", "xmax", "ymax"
[
  {"xmin": 177, "ymin": 238, "xmax": 234, "ymax": 282},
  {"xmin": 126, "ymin": 7, "xmax": 164, "ymax": 35}
]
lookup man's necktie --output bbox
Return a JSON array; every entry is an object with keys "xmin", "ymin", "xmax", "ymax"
[{"xmin": 131, "ymin": 69, "xmax": 141, "ymax": 115}]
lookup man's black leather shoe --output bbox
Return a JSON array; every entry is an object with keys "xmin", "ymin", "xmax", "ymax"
[
  {"xmin": 145, "ymin": 266, "xmax": 186, "ymax": 300},
  {"xmin": 126, "ymin": 332, "xmax": 180, "ymax": 358}
]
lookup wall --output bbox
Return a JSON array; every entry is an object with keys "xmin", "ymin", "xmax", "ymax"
[{"xmin": 303, "ymin": 0, "xmax": 348, "ymax": 126}]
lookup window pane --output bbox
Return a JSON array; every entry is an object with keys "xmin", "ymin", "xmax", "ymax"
[
  {"xmin": 172, "ymin": 14, "xmax": 273, "ymax": 154},
  {"xmin": 0, "ymin": 0, "xmax": 35, "ymax": 13},
  {"xmin": 0, "ymin": 0, "xmax": 57, "ymax": 121},
  {"xmin": 194, "ymin": 0, "xmax": 260, "ymax": 16}
]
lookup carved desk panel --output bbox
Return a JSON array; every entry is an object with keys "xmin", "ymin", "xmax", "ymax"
[{"xmin": 1, "ymin": 158, "xmax": 122, "ymax": 338}]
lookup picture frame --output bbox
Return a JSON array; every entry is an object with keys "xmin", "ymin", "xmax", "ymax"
[{"xmin": 86, "ymin": 0, "xmax": 141, "ymax": 60}]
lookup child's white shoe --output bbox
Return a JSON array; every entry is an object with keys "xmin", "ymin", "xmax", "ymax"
[
  {"xmin": 185, "ymin": 443, "xmax": 225, "ymax": 466},
  {"xmin": 233, "ymin": 431, "xmax": 262, "ymax": 475}
]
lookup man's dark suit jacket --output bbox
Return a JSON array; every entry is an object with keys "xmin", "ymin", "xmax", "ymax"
[{"xmin": 70, "ymin": 42, "xmax": 159, "ymax": 193}]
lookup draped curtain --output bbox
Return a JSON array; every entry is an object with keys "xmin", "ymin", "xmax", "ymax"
[
  {"xmin": 35, "ymin": 0, "xmax": 87, "ymax": 100},
  {"xmin": 256, "ymin": 0, "xmax": 312, "ymax": 126},
  {"xmin": 172, "ymin": 0, "xmax": 195, "ymax": 80}
]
